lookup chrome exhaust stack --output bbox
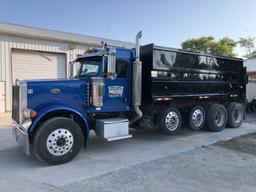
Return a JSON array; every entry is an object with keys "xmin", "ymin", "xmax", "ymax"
[{"xmin": 130, "ymin": 31, "xmax": 143, "ymax": 125}]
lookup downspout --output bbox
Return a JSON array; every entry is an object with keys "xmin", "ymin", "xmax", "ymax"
[{"xmin": 129, "ymin": 31, "xmax": 143, "ymax": 125}]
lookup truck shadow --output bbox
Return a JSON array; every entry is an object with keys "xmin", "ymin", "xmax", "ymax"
[
  {"xmin": 0, "ymin": 146, "xmax": 42, "ymax": 167},
  {"xmin": 86, "ymin": 126, "xmax": 208, "ymax": 153},
  {"xmin": 0, "ymin": 126, "xmax": 199, "ymax": 168},
  {"xmin": 0, "ymin": 124, "xmax": 240, "ymax": 168}
]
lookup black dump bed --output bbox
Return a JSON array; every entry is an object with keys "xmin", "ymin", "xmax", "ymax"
[{"xmin": 140, "ymin": 44, "xmax": 247, "ymax": 103}]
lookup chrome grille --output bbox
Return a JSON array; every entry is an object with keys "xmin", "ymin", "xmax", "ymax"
[{"xmin": 12, "ymin": 85, "xmax": 20, "ymax": 123}]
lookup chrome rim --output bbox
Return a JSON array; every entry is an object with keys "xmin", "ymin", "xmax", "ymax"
[
  {"xmin": 192, "ymin": 109, "xmax": 204, "ymax": 127},
  {"xmin": 233, "ymin": 109, "xmax": 242, "ymax": 124},
  {"xmin": 215, "ymin": 110, "xmax": 225, "ymax": 127},
  {"xmin": 46, "ymin": 129, "xmax": 74, "ymax": 156},
  {"xmin": 165, "ymin": 111, "xmax": 180, "ymax": 131}
]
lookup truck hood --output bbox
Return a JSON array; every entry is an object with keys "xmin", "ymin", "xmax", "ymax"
[
  {"xmin": 25, "ymin": 78, "xmax": 89, "ymax": 113},
  {"xmin": 20, "ymin": 78, "xmax": 76, "ymax": 83},
  {"xmin": 19, "ymin": 77, "xmax": 90, "ymax": 86}
]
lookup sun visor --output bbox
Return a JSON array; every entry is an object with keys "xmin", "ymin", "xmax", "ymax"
[{"xmin": 75, "ymin": 50, "xmax": 104, "ymax": 61}]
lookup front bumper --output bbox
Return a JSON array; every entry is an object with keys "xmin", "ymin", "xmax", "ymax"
[{"xmin": 12, "ymin": 122, "xmax": 31, "ymax": 155}]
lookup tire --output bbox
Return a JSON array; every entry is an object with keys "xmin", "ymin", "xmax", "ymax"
[
  {"xmin": 188, "ymin": 105, "xmax": 205, "ymax": 130},
  {"xmin": 159, "ymin": 107, "xmax": 182, "ymax": 135},
  {"xmin": 33, "ymin": 117, "xmax": 83, "ymax": 165},
  {"xmin": 251, "ymin": 102, "xmax": 256, "ymax": 113},
  {"xmin": 227, "ymin": 102, "xmax": 244, "ymax": 128},
  {"xmin": 246, "ymin": 103, "xmax": 253, "ymax": 113},
  {"xmin": 206, "ymin": 104, "xmax": 227, "ymax": 132}
]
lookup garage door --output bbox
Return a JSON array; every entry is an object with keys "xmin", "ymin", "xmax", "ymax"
[{"xmin": 12, "ymin": 50, "xmax": 66, "ymax": 82}]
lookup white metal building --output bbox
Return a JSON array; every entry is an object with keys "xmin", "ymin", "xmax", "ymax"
[
  {"xmin": 244, "ymin": 58, "xmax": 256, "ymax": 102},
  {"xmin": 0, "ymin": 22, "xmax": 134, "ymax": 113}
]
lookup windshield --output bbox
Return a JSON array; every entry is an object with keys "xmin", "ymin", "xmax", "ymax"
[
  {"xmin": 79, "ymin": 57, "xmax": 102, "ymax": 76},
  {"xmin": 80, "ymin": 62, "xmax": 99, "ymax": 76}
]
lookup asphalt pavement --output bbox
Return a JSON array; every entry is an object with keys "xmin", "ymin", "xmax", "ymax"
[{"xmin": 0, "ymin": 115, "xmax": 255, "ymax": 192}]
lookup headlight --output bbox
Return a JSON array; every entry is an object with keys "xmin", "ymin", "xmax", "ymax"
[
  {"xmin": 23, "ymin": 109, "xmax": 38, "ymax": 119},
  {"xmin": 23, "ymin": 109, "xmax": 31, "ymax": 119}
]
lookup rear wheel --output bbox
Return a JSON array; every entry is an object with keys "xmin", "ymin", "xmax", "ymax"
[
  {"xmin": 251, "ymin": 102, "xmax": 256, "ymax": 113},
  {"xmin": 188, "ymin": 105, "xmax": 205, "ymax": 130},
  {"xmin": 159, "ymin": 107, "xmax": 182, "ymax": 135},
  {"xmin": 33, "ymin": 117, "xmax": 83, "ymax": 165},
  {"xmin": 206, "ymin": 104, "xmax": 227, "ymax": 132},
  {"xmin": 227, "ymin": 102, "xmax": 244, "ymax": 128},
  {"xmin": 246, "ymin": 103, "xmax": 253, "ymax": 113}
]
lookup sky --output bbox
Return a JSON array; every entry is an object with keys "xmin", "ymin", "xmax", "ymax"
[{"xmin": 0, "ymin": 0, "xmax": 256, "ymax": 56}]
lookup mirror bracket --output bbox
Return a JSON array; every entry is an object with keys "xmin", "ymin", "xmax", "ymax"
[{"xmin": 107, "ymin": 48, "xmax": 117, "ymax": 79}]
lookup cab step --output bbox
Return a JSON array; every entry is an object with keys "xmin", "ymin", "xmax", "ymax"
[{"xmin": 106, "ymin": 134, "xmax": 132, "ymax": 141}]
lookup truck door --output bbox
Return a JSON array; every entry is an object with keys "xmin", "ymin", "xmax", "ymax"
[{"xmin": 104, "ymin": 59, "xmax": 130, "ymax": 111}]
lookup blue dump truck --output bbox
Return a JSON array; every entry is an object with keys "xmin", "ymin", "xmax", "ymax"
[{"xmin": 12, "ymin": 32, "xmax": 247, "ymax": 164}]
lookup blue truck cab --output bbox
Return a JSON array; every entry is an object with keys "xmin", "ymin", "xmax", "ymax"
[{"xmin": 12, "ymin": 32, "xmax": 143, "ymax": 164}]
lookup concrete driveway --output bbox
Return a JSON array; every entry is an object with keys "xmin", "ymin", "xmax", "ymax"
[{"xmin": 0, "ymin": 116, "xmax": 256, "ymax": 192}]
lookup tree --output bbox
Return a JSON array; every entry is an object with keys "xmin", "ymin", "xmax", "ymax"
[
  {"xmin": 211, "ymin": 37, "xmax": 236, "ymax": 57},
  {"xmin": 249, "ymin": 50, "xmax": 256, "ymax": 58},
  {"xmin": 181, "ymin": 36, "xmax": 214, "ymax": 53},
  {"xmin": 181, "ymin": 36, "xmax": 236, "ymax": 57},
  {"xmin": 238, "ymin": 37, "xmax": 255, "ymax": 58}
]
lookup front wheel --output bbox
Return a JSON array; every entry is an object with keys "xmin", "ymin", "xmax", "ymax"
[
  {"xmin": 33, "ymin": 117, "xmax": 83, "ymax": 165},
  {"xmin": 159, "ymin": 107, "xmax": 182, "ymax": 135}
]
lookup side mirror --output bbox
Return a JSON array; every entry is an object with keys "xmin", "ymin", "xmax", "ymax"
[{"xmin": 107, "ymin": 48, "xmax": 116, "ymax": 79}]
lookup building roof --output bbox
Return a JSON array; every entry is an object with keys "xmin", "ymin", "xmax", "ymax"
[
  {"xmin": 244, "ymin": 58, "xmax": 256, "ymax": 72},
  {"xmin": 0, "ymin": 22, "xmax": 134, "ymax": 48}
]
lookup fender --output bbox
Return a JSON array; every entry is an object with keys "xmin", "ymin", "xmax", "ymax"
[{"xmin": 28, "ymin": 105, "xmax": 90, "ymax": 139}]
